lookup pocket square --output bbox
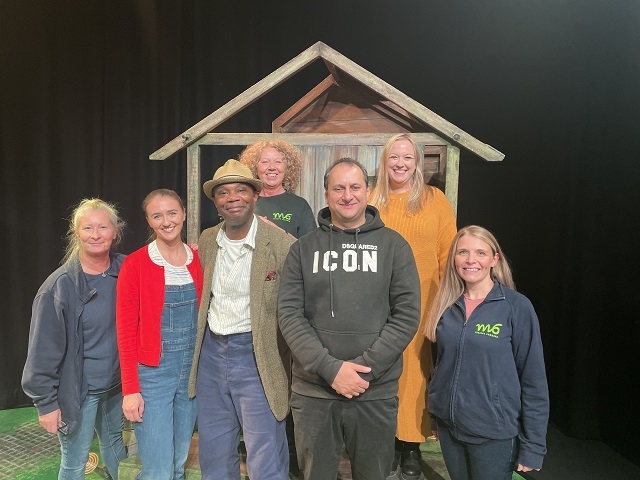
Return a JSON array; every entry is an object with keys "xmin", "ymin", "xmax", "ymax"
[{"xmin": 265, "ymin": 270, "xmax": 278, "ymax": 281}]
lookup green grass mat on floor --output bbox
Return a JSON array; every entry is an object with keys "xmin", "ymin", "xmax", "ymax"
[
  {"xmin": 2, "ymin": 407, "xmax": 528, "ymax": 480},
  {"xmin": 0, "ymin": 407, "xmax": 109, "ymax": 480},
  {"xmin": 0, "ymin": 405, "xmax": 38, "ymax": 434}
]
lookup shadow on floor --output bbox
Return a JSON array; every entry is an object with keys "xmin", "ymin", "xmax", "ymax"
[{"xmin": 522, "ymin": 423, "xmax": 640, "ymax": 480}]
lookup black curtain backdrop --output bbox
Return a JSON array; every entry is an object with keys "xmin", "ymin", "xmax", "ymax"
[{"xmin": 2, "ymin": 0, "xmax": 639, "ymax": 466}]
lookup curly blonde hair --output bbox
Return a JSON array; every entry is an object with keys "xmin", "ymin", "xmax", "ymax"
[{"xmin": 238, "ymin": 140, "xmax": 303, "ymax": 192}]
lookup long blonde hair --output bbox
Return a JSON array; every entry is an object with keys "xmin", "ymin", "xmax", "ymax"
[
  {"xmin": 369, "ymin": 133, "xmax": 434, "ymax": 215},
  {"xmin": 424, "ymin": 225, "xmax": 515, "ymax": 341},
  {"xmin": 238, "ymin": 140, "xmax": 303, "ymax": 192}
]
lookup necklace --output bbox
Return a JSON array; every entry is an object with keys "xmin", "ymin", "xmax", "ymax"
[{"xmin": 81, "ymin": 260, "xmax": 110, "ymax": 277}]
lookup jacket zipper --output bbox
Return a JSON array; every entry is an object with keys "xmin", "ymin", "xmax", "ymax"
[
  {"xmin": 449, "ymin": 302, "xmax": 467, "ymax": 426},
  {"xmin": 447, "ymin": 292, "xmax": 504, "ymax": 427}
]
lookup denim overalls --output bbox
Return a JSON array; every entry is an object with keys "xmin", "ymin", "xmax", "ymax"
[{"xmin": 134, "ymin": 283, "xmax": 198, "ymax": 480}]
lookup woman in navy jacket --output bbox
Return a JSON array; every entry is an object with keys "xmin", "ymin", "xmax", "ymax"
[
  {"xmin": 22, "ymin": 198, "xmax": 127, "ymax": 479},
  {"xmin": 425, "ymin": 226, "xmax": 549, "ymax": 480}
]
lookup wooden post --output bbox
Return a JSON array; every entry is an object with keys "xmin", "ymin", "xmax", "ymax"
[
  {"xmin": 445, "ymin": 145, "xmax": 460, "ymax": 217},
  {"xmin": 186, "ymin": 144, "xmax": 200, "ymax": 244}
]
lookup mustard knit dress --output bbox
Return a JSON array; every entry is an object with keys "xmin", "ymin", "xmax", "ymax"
[{"xmin": 373, "ymin": 187, "xmax": 456, "ymax": 442}]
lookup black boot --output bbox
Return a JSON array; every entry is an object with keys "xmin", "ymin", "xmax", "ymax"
[
  {"xmin": 387, "ymin": 438, "xmax": 403, "ymax": 478},
  {"xmin": 400, "ymin": 442, "xmax": 423, "ymax": 480}
]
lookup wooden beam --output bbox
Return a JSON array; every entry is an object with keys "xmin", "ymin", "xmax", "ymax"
[
  {"xmin": 323, "ymin": 59, "xmax": 342, "ymax": 83},
  {"xmin": 150, "ymin": 40, "xmax": 504, "ymax": 162},
  {"xmin": 193, "ymin": 132, "xmax": 453, "ymax": 147},
  {"xmin": 317, "ymin": 44, "xmax": 505, "ymax": 162},
  {"xmin": 149, "ymin": 42, "xmax": 326, "ymax": 160},
  {"xmin": 272, "ymin": 75, "xmax": 337, "ymax": 132}
]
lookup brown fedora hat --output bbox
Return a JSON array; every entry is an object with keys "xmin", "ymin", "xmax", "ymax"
[{"xmin": 203, "ymin": 159, "xmax": 263, "ymax": 200}]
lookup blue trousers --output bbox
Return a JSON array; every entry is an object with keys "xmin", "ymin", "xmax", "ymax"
[
  {"xmin": 134, "ymin": 284, "xmax": 198, "ymax": 480},
  {"xmin": 58, "ymin": 386, "xmax": 126, "ymax": 479},
  {"xmin": 196, "ymin": 330, "xmax": 288, "ymax": 479},
  {"xmin": 437, "ymin": 422, "xmax": 517, "ymax": 480}
]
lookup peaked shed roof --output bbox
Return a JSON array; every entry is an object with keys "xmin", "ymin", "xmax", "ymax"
[{"xmin": 150, "ymin": 41, "xmax": 504, "ymax": 161}]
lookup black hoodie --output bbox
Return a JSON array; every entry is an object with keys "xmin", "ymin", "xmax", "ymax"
[{"xmin": 278, "ymin": 205, "xmax": 421, "ymax": 401}]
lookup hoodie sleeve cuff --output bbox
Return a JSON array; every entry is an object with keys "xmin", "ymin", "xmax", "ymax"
[
  {"xmin": 318, "ymin": 358, "xmax": 343, "ymax": 385},
  {"xmin": 350, "ymin": 355, "xmax": 374, "ymax": 382},
  {"xmin": 35, "ymin": 400, "xmax": 60, "ymax": 416},
  {"xmin": 517, "ymin": 449, "xmax": 544, "ymax": 471}
]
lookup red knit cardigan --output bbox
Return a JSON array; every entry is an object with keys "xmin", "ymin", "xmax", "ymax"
[{"xmin": 116, "ymin": 245, "xmax": 204, "ymax": 395}]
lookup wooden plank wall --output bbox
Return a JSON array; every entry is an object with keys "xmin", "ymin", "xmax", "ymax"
[{"xmin": 297, "ymin": 145, "xmax": 381, "ymax": 216}]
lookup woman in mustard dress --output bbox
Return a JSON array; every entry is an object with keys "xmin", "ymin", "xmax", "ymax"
[{"xmin": 370, "ymin": 133, "xmax": 456, "ymax": 480}]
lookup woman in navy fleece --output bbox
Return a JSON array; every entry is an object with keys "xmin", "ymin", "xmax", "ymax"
[
  {"xmin": 425, "ymin": 226, "xmax": 549, "ymax": 480},
  {"xmin": 22, "ymin": 198, "xmax": 127, "ymax": 479}
]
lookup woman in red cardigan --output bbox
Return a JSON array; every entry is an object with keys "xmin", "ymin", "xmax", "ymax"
[{"xmin": 117, "ymin": 189, "xmax": 203, "ymax": 480}]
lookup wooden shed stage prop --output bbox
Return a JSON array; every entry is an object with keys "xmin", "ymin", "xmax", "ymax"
[{"xmin": 150, "ymin": 41, "xmax": 504, "ymax": 243}]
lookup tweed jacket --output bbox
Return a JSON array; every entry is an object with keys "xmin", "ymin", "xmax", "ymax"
[{"xmin": 188, "ymin": 217, "xmax": 295, "ymax": 421}]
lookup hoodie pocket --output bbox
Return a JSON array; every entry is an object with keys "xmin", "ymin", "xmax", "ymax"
[{"xmin": 314, "ymin": 328, "xmax": 379, "ymax": 361}]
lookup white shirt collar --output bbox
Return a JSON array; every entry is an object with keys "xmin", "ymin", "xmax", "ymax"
[{"xmin": 216, "ymin": 214, "xmax": 258, "ymax": 250}]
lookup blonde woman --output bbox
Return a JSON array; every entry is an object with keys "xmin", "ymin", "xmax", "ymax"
[
  {"xmin": 425, "ymin": 226, "xmax": 549, "ymax": 480},
  {"xmin": 370, "ymin": 133, "xmax": 456, "ymax": 479},
  {"xmin": 22, "ymin": 199, "xmax": 127, "ymax": 479}
]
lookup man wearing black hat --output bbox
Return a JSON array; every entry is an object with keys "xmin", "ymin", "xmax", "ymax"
[{"xmin": 188, "ymin": 159, "xmax": 294, "ymax": 479}]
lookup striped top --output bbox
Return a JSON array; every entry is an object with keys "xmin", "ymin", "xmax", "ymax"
[
  {"xmin": 207, "ymin": 216, "xmax": 258, "ymax": 335},
  {"xmin": 148, "ymin": 240, "xmax": 194, "ymax": 285}
]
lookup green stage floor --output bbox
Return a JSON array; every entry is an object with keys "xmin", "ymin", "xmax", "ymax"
[{"xmin": 0, "ymin": 407, "xmax": 527, "ymax": 480}]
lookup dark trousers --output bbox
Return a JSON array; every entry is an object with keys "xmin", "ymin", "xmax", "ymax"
[
  {"xmin": 437, "ymin": 423, "xmax": 517, "ymax": 480},
  {"xmin": 291, "ymin": 392, "xmax": 397, "ymax": 480}
]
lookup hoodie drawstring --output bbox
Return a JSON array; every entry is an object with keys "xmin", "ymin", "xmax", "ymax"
[{"xmin": 329, "ymin": 224, "xmax": 334, "ymax": 318}]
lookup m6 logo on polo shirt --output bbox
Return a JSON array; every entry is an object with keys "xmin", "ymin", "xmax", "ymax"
[
  {"xmin": 475, "ymin": 323, "xmax": 502, "ymax": 338},
  {"xmin": 272, "ymin": 212, "xmax": 292, "ymax": 222}
]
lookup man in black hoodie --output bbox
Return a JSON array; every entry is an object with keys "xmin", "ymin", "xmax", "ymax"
[{"xmin": 278, "ymin": 158, "xmax": 421, "ymax": 479}]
